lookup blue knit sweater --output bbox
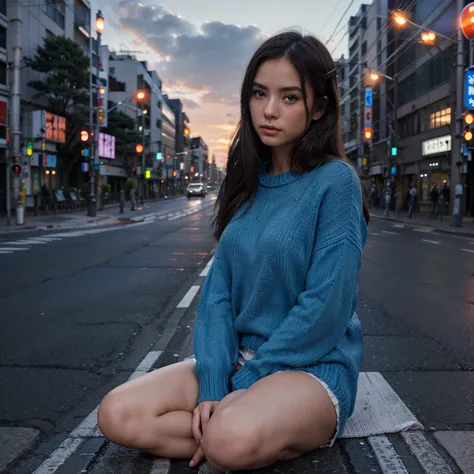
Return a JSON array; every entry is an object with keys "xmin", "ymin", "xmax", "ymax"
[{"xmin": 194, "ymin": 160, "xmax": 368, "ymax": 421}]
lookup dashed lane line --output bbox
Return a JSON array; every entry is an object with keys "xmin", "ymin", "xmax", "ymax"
[
  {"xmin": 177, "ymin": 285, "xmax": 200, "ymax": 308},
  {"xmin": 422, "ymin": 239, "xmax": 441, "ymax": 245}
]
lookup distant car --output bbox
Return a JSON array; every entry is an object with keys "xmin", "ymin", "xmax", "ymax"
[{"xmin": 187, "ymin": 182, "xmax": 206, "ymax": 198}]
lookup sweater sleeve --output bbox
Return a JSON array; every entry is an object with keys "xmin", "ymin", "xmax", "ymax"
[
  {"xmin": 231, "ymin": 164, "xmax": 366, "ymax": 390},
  {"xmin": 194, "ymin": 248, "xmax": 239, "ymax": 403}
]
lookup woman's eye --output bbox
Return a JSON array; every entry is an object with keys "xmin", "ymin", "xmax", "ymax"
[
  {"xmin": 252, "ymin": 90, "xmax": 265, "ymax": 98},
  {"xmin": 284, "ymin": 94, "xmax": 298, "ymax": 103}
]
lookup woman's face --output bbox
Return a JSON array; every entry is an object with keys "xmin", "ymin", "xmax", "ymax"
[{"xmin": 249, "ymin": 57, "xmax": 323, "ymax": 150}]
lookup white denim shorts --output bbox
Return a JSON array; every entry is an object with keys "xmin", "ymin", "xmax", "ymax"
[{"xmin": 190, "ymin": 347, "xmax": 340, "ymax": 448}]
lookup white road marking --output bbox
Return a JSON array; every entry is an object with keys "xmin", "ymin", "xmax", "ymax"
[
  {"xmin": 401, "ymin": 431, "xmax": 454, "ymax": 474},
  {"xmin": 371, "ymin": 232, "xmax": 382, "ymax": 236},
  {"xmin": 150, "ymin": 458, "xmax": 171, "ymax": 474},
  {"xmin": 200, "ymin": 257, "xmax": 214, "ymax": 277},
  {"xmin": 32, "ymin": 438, "xmax": 84, "ymax": 474},
  {"xmin": 393, "ymin": 224, "xmax": 405, "ymax": 228},
  {"xmin": 128, "ymin": 351, "xmax": 163, "ymax": 381},
  {"xmin": 3, "ymin": 239, "xmax": 47, "ymax": 245},
  {"xmin": 33, "ymin": 350, "xmax": 165, "ymax": 473},
  {"xmin": 0, "ymin": 250, "xmax": 13, "ymax": 254},
  {"xmin": 0, "ymin": 247, "xmax": 29, "ymax": 251},
  {"xmin": 367, "ymin": 435, "xmax": 409, "ymax": 473},
  {"xmin": 422, "ymin": 239, "xmax": 440, "ymax": 245},
  {"xmin": 177, "ymin": 285, "xmax": 200, "ymax": 308},
  {"xmin": 382, "ymin": 231, "xmax": 400, "ymax": 235},
  {"xmin": 461, "ymin": 248, "xmax": 474, "ymax": 254},
  {"xmin": 413, "ymin": 228, "xmax": 433, "ymax": 233}
]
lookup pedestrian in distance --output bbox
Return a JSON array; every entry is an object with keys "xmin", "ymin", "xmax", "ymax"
[{"xmin": 97, "ymin": 31, "xmax": 370, "ymax": 472}]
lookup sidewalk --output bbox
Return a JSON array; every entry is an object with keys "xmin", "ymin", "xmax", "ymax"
[
  {"xmin": 370, "ymin": 208, "xmax": 474, "ymax": 237},
  {"xmin": 0, "ymin": 196, "xmax": 184, "ymax": 235}
]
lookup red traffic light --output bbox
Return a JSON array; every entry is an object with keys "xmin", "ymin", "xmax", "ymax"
[
  {"xmin": 460, "ymin": 3, "xmax": 474, "ymax": 40},
  {"xmin": 132, "ymin": 167, "xmax": 137, "ymax": 175},
  {"xmin": 136, "ymin": 144, "xmax": 143, "ymax": 153},
  {"xmin": 11, "ymin": 164, "xmax": 22, "ymax": 175},
  {"xmin": 464, "ymin": 112, "xmax": 474, "ymax": 125},
  {"xmin": 80, "ymin": 130, "xmax": 89, "ymax": 142}
]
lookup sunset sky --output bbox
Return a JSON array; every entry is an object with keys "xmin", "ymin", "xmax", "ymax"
[{"xmin": 95, "ymin": 0, "xmax": 362, "ymax": 167}]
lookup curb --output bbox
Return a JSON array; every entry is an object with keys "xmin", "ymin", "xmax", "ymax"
[
  {"xmin": 370, "ymin": 213, "xmax": 474, "ymax": 238},
  {"xmin": 0, "ymin": 195, "xmax": 187, "ymax": 236}
]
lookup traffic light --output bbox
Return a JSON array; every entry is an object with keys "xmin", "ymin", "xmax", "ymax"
[
  {"xmin": 391, "ymin": 147, "xmax": 398, "ymax": 157},
  {"xmin": 132, "ymin": 167, "xmax": 137, "ymax": 176},
  {"xmin": 27, "ymin": 140, "xmax": 33, "ymax": 156},
  {"xmin": 463, "ymin": 111, "xmax": 474, "ymax": 143},
  {"xmin": 80, "ymin": 130, "xmax": 90, "ymax": 142},
  {"xmin": 11, "ymin": 164, "xmax": 22, "ymax": 175},
  {"xmin": 363, "ymin": 127, "xmax": 372, "ymax": 141},
  {"xmin": 136, "ymin": 144, "xmax": 143, "ymax": 154},
  {"xmin": 145, "ymin": 169, "xmax": 151, "ymax": 179},
  {"xmin": 98, "ymin": 108, "xmax": 104, "ymax": 124}
]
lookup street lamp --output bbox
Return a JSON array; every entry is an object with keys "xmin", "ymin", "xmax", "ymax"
[
  {"xmin": 87, "ymin": 10, "xmax": 105, "ymax": 218},
  {"xmin": 96, "ymin": 10, "xmax": 105, "ymax": 33}
]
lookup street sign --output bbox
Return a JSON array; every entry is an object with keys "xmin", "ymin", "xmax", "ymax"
[
  {"xmin": 465, "ymin": 68, "xmax": 474, "ymax": 109},
  {"xmin": 365, "ymin": 88, "xmax": 373, "ymax": 107},
  {"xmin": 364, "ymin": 87, "xmax": 373, "ymax": 142}
]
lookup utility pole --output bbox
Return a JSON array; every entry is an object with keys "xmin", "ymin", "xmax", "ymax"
[
  {"xmin": 451, "ymin": 0, "xmax": 465, "ymax": 227},
  {"xmin": 10, "ymin": 0, "xmax": 24, "ymax": 225}
]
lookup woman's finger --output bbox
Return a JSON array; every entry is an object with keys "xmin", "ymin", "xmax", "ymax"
[
  {"xmin": 189, "ymin": 445, "xmax": 205, "ymax": 468},
  {"xmin": 191, "ymin": 407, "xmax": 203, "ymax": 444},
  {"xmin": 200, "ymin": 403, "xmax": 212, "ymax": 435}
]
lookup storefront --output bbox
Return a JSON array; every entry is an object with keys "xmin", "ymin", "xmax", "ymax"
[{"xmin": 419, "ymin": 134, "xmax": 451, "ymax": 204}]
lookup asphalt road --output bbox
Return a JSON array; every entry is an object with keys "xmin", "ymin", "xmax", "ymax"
[{"xmin": 1, "ymin": 198, "xmax": 473, "ymax": 473}]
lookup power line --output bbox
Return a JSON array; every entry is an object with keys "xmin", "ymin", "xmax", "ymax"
[{"xmin": 326, "ymin": 0, "xmax": 357, "ymax": 46}]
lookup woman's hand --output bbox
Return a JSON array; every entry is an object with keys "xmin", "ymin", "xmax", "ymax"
[{"xmin": 189, "ymin": 400, "xmax": 219, "ymax": 468}]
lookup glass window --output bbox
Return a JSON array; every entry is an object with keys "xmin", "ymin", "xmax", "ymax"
[
  {"xmin": 45, "ymin": 0, "xmax": 66, "ymax": 29},
  {"xmin": 0, "ymin": 26, "xmax": 6, "ymax": 49},
  {"xmin": 0, "ymin": 61, "xmax": 6, "ymax": 86}
]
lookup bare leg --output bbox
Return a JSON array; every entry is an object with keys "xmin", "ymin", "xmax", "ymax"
[
  {"xmin": 201, "ymin": 371, "xmax": 338, "ymax": 471},
  {"xmin": 98, "ymin": 360, "xmax": 200, "ymax": 459}
]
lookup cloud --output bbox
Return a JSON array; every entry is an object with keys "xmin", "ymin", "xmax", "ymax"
[
  {"xmin": 181, "ymin": 98, "xmax": 200, "ymax": 109},
  {"xmin": 118, "ymin": 1, "xmax": 266, "ymax": 105}
]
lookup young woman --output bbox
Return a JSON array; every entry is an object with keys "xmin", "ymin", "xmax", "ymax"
[{"xmin": 97, "ymin": 31, "xmax": 369, "ymax": 472}]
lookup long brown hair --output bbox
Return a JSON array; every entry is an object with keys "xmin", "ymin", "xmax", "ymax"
[{"xmin": 213, "ymin": 31, "xmax": 369, "ymax": 240}]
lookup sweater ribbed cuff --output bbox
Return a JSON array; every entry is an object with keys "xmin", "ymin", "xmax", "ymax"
[
  {"xmin": 197, "ymin": 369, "xmax": 231, "ymax": 404},
  {"xmin": 230, "ymin": 366, "xmax": 259, "ymax": 390}
]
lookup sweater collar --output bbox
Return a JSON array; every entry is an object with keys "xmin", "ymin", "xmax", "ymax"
[{"xmin": 258, "ymin": 162, "xmax": 306, "ymax": 188}]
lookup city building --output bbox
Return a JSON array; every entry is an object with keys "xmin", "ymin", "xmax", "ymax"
[
  {"xmin": 0, "ymin": 0, "xmax": 8, "ymax": 213},
  {"xmin": 166, "ymin": 97, "xmax": 192, "ymax": 189},
  {"xmin": 108, "ymin": 52, "xmax": 165, "ymax": 196},
  {"xmin": 2, "ymin": 0, "xmax": 93, "ymax": 209},
  {"xmin": 339, "ymin": 0, "xmax": 474, "ymax": 217},
  {"xmin": 191, "ymin": 136, "xmax": 209, "ymax": 180}
]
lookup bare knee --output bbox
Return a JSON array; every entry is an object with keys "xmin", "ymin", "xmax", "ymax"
[
  {"xmin": 97, "ymin": 390, "xmax": 143, "ymax": 448},
  {"xmin": 203, "ymin": 406, "xmax": 261, "ymax": 470}
]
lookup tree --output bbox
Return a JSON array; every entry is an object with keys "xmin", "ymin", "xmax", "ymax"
[
  {"xmin": 103, "ymin": 103, "xmax": 141, "ymax": 175},
  {"xmin": 26, "ymin": 36, "xmax": 90, "ymax": 185}
]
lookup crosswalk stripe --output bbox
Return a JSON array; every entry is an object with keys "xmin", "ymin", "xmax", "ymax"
[
  {"xmin": 0, "ymin": 250, "xmax": 13, "ymax": 254},
  {"xmin": 0, "ymin": 247, "xmax": 29, "ymax": 251},
  {"xmin": 368, "ymin": 436, "xmax": 409, "ymax": 473},
  {"xmin": 393, "ymin": 224, "xmax": 405, "ymax": 228},
  {"xmin": 382, "ymin": 230, "xmax": 400, "ymax": 235},
  {"xmin": 177, "ymin": 285, "xmax": 200, "ymax": 308},
  {"xmin": 461, "ymin": 248, "xmax": 474, "ymax": 254},
  {"xmin": 413, "ymin": 228, "xmax": 433, "ymax": 233},
  {"xmin": 149, "ymin": 458, "xmax": 170, "ymax": 474},
  {"xmin": 4, "ymin": 240, "xmax": 43, "ymax": 245},
  {"xmin": 401, "ymin": 431, "xmax": 454, "ymax": 474}
]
